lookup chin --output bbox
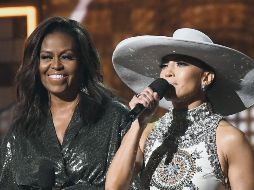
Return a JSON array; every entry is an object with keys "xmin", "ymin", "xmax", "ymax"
[
  {"xmin": 164, "ymin": 93, "xmax": 178, "ymax": 101},
  {"xmin": 47, "ymin": 87, "xmax": 68, "ymax": 95},
  {"xmin": 165, "ymin": 95, "xmax": 190, "ymax": 104}
]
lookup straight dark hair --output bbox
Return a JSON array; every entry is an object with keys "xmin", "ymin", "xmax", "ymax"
[{"xmin": 13, "ymin": 16, "xmax": 114, "ymax": 136}]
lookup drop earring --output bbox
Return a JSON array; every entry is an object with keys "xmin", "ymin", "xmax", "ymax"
[
  {"xmin": 80, "ymin": 84, "xmax": 89, "ymax": 95},
  {"xmin": 201, "ymin": 84, "xmax": 207, "ymax": 92}
]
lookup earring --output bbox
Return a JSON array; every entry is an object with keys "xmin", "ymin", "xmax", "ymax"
[
  {"xmin": 80, "ymin": 84, "xmax": 89, "ymax": 95},
  {"xmin": 201, "ymin": 84, "xmax": 207, "ymax": 92}
]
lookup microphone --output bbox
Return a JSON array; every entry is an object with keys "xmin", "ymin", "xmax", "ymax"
[
  {"xmin": 38, "ymin": 160, "xmax": 55, "ymax": 190},
  {"xmin": 126, "ymin": 78, "xmax": 172, "ymax": 122}
]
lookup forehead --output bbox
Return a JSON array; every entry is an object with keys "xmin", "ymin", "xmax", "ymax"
[{"xmin": 41, "ymin": 32, "xmax": 75, "ymax": 50}]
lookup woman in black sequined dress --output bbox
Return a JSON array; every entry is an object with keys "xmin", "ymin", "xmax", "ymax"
[{"xmin": 0, "ymin": 16, "xmax": 129, "ymax": 189}]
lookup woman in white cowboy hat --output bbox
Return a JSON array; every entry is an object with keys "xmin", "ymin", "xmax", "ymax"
[{"xmin": 105, "ymin": 28, "xmax": 254, "ymax": 190}]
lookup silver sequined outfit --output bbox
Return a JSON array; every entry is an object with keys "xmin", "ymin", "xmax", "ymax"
[{"xmin": 141, "ymin": 102, "xmax": 230, "ymax": 190}]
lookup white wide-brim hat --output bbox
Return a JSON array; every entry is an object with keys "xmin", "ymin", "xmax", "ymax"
[{"xmin": 112, "ymin": 28, "xmax": 254, "ymax": 116}]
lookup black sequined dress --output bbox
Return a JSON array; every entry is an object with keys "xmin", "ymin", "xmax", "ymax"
[{"xmin": 0, "ymin": 100, "xmax": 129, "ymax": 189}]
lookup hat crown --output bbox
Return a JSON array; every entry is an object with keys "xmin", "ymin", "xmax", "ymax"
[{"xmin": 173, "ymin": 28, "xmax": 213, "ymax": 44}]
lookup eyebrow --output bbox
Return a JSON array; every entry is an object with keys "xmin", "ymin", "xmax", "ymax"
[{"xmin": 40, "ymin": 49, "xmax": 75, "ymax": 53}]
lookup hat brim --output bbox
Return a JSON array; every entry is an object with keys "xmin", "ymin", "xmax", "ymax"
[{"xmin": 113, "ymin": 35, "xmax": 254, "ymax": 116}]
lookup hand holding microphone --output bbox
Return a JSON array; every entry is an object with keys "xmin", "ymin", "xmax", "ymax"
[{"xmin": 127, "ymin": 78, "xmax": 174, "ymax": 124}]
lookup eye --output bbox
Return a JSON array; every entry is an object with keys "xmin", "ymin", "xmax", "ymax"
[
  {"xmin": 176, "ymin": 61, "xmax": 189, "ymax": 67},
  {"xmin": 40, "ymin": 54, "xmax": 53, "ymax": 61},
  {"xmin": 60, "ymin": 54, "xmax": 77, "ymax": 61},
  {"xmin": 159, "ymin": 62, "xmax": 169, "ymax": 69}
]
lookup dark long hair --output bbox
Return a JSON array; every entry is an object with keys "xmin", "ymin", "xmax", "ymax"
[{"xmin": 13, "ymin": 16, "xmax": 113, "ymax": 136}]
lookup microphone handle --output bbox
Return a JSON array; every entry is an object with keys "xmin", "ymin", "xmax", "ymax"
[{"xmin": 126, "ymin": 104, "xmax": 145, "ymax": 122}]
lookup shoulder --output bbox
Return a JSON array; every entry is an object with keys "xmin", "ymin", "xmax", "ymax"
[
  {"xmin": 217, "ymin": 120, "xmax": 247, "ymax": 144},
  {"xmin": 104, "ymin": 99, "xmax": 131, "ymax": 131},
  {"xmin": 0, "ymin": 126, "xmax": 18, "ymax": 155},
  {"xmin": 216, "ymin": 119, "xmax": 254, "ymax": 188},
  {"xmin": 1, "ymin": 125, "xmax": 17, "ymax": 141},
  {"xmin": 216, "ymin": 119, "xmax": 252, "ymax": 157},
  {"xmin": 106, "ymin": 99, "xmax": 129, "ymax": 114}
]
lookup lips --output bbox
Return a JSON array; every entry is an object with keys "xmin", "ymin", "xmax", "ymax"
[
  {"xmin": 47, "ymin": 74, "xmax": 67, "ymax": 79},
  {"xmin": 164, "ymin": 79, "xmax": 175, "ymax": 86}
]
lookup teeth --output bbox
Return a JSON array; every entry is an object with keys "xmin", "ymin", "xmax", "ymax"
[{"xmin": 49, "ymin": 74, "xmax": 64, "ymax": 79}]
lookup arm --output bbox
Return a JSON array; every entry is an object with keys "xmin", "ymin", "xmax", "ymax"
[
  {"xmin": 217, "ymin": 120, "xmax": 254, "ymax": 190},
  {"xmin": 105, "ymin": 120, "xmax": 144, "ymax": 190},
  {"xmin": 105, "ymin": 88, "xmax": 159, "ymax": 190},
  {"xmin": 0, "ymin": 129, "xmax": 19, "ymax": 189}
]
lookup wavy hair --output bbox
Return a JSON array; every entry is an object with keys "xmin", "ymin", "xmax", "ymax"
[{"xmin": 13, "ymin": 16, "xmax": 114, "ymax": 136}]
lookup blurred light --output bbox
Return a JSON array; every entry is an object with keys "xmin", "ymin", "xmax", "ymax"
[
  {"xmin": 0, "ymin": 6, "xmax": 37, "ymax": 37},
  {"xmin": 70, "ymin": 0, "xmax": 93, "ymax": 22}
]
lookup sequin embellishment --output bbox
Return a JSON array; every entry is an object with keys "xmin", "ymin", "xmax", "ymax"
[{"xmin": 143, "ymin": 103, "xmax": 229, "ymax": 190}]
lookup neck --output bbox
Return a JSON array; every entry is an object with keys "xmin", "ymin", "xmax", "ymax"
[
  {"xmin": 49, "ymin": 93, "xmax": 80, "ymax": 111},
  {"xmin": 170, "ymin": 90, "xmax": 207, "ymax": 111},
  {"xmin": 172, "ymin": 98, "xmax": 205, "ymax": 111}
]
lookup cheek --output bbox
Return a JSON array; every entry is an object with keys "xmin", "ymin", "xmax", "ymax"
[
  {"xmin": 180, "ymin": 70, "xmax": 201, "ymax": 84},
  {"xmin": 176, "ymin": 72, "xmax": 202, "ymax": 94},
  {"xmin": 159, "ymin": 71, "xmax": 163, "ymax": 78},
  {"xmin": 159, "ymin": 70, "xmax": 167, "ymax": 79},
  {"xmin": 39, "ymin": 62, "xmax": 48, "ymax": 74},
  {"xmin": 66, "ymin": 63, "xmax": 80, "ymax": 84},
  {"xmin": 71, "ymin": 66, "xmax": 79, "ymax": 75},
  {"xmin": 39, "ymin": 63, "xmax": 46, "ymax": 80},
  {"xmin": 68, "ymin": 61, "xmax": 79, "ymax": 72},
  {"xmin": 70, "ymin": 66, "xmax": 80, "ymax": 79}
]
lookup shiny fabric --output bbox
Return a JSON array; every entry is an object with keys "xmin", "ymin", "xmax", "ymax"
[
  {"xmin": 0, "ymin": 100, "xmax": 130, "ymax": 189},
  {"xmin": 132, "ymin": 102, "xmax": 230, "ymax": 190}
]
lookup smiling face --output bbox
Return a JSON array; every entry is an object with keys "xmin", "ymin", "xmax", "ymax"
[
  {"xmin": 39, "ymin": 31, "xmax": 80, "ymax": 99},
  {"xmin": 160, "ymin": 60, "xmax": 214, "ymax": 109}
]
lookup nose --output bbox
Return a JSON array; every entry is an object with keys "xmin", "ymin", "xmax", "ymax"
[
  {"xmin": 51, "ymin": 57, "xmax": 64, "ymax": 70},
  {"xmin": 162, "ymin": 64, "xmax": 175, "ymax": 78},
  {"xmin": 164, "ymin": 69, "xmax": 174, "ymax": 77}
]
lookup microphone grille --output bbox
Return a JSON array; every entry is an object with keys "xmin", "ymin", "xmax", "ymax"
[{"xmin": 148, "ymin": 78, "xmax": 172, "ymax": 99}]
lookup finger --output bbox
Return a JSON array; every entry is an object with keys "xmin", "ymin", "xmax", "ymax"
[
  {"xmin": 137, "ymin": 96, "xmax": 150, "ymax": 108},
  {"xmin": 135, "ymin": 94, "xmax": 141, "ymax": 98},
  {"xmin": 143, "ymin": 87, "xmax": 154, "ymax": 96},
  {"xmin": 153, "ymin": 92, "xmax": 160, "ymax": 101},
  {"xmin": 138, "ymin": 91, "xmax": 155, "ymax": 103},
  {"xmin": 140, "ymin": 94, "xmax": 158, "ymax": 109},
  {"xmin": 143, "ymin": 88, "xmax": 160, "ymax": 105},
  {"xmin": 143, "ymin": 92, "xmax": 158, "ymax": 110},
  {"xmin": 130, "ymin": 93, "xmax": 153, "ymax": 108},
  {"xmin": 132, "ymin": 88, "xmax": 158, "ymax": 109},
  {"xmin": 129, "ymin": 95, "xmax": 142, "ymax": 109}
]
